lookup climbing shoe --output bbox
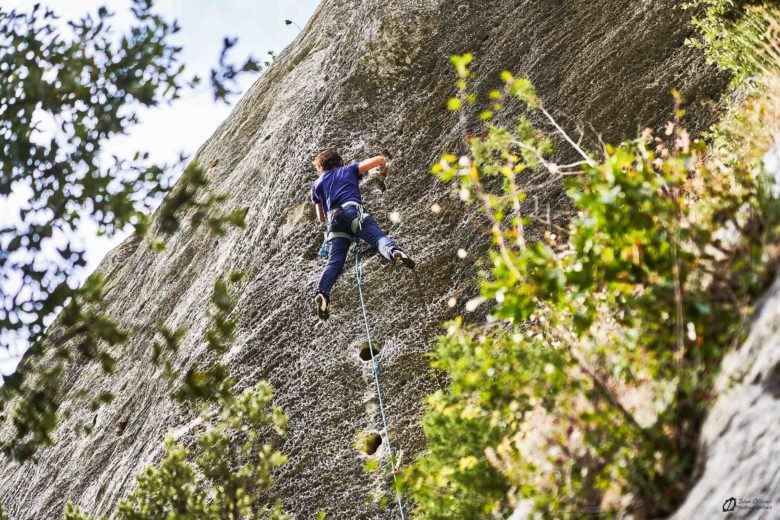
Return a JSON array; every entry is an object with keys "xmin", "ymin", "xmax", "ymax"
[
  {"xmin": 392, "ymin": 249, "xmax": 415, "ymax": 270},
  {"xmin": 313, "ymin": 292, "xmax": 329, "ymax": 320}
]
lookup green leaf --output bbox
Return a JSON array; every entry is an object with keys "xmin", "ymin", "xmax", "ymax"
[
  {"xmin": 450, "ymin": 53, "xmax": 474, "ymax": 78},
  {"xmin": 447, "ymin": 97, "xmax": 463, "ymax": 110}
]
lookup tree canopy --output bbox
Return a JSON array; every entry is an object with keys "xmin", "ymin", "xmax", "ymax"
[{"xmin": 0, "ymin": 0, "xmax": 264, "ymax": 462}]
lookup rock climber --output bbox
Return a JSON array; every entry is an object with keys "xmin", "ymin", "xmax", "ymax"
[{"xmin": 311, "ymin": 149, "xmax": 415, "ymax": 320}]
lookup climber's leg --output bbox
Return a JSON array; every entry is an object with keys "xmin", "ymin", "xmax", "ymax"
[
  {"xmin": 317, "ymin": 236, "xmax": 351, "ymax": 299},
  {"xmin": 356, "ymin": 215, "xmax": 415, "ymax": 269},
  {"xmin": 356, "ymin": 214, "xmax": 397, "ymax": 260}
]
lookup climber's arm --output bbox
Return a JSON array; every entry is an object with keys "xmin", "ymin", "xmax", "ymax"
[
  {"xmin": 315, "ymin": 203, "xmax": 326, "ymax": 223},
  {"xmin": 358, "ymin": 156, "xmax": 388, "ymax": 176}
]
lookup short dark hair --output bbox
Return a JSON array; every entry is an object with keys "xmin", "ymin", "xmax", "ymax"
[{"xmin": 313, "ymin": 149, "xmax": 344, "ymax": 172}]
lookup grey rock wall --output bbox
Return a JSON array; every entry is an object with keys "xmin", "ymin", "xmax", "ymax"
[{"xmin": 0, "ymin": 1, "xmax": 727, "ymax": 518}]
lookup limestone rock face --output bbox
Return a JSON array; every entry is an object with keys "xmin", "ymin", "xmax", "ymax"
[{"xmin": 0, "ymin": 1, "xmax": 727, "ymax": 518}]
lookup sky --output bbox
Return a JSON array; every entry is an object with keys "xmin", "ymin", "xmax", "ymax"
[{"xmin": 0, "ymin": 0, "xmax": 320, "ymax": 376}]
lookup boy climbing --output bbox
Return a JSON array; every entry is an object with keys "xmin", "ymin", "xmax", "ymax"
[{"xmin": 311, "ymin": 149, "xmax": 415, "ymax": 320}]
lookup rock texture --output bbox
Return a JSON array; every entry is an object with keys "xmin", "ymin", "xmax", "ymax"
[{"xmin": 0, "ymin": 1, "xmax": 728, "ymax": 518}]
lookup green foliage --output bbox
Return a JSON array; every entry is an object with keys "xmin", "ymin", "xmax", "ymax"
[
  {"xmin": 65, "ymin": 275, "xmax": 290, "ymax": 519},
  {"xmin": 0, "ymin": 1, "xmax": 254, "ymax": 463},
  {"xmin": 64, "ymin": 382, "xmax": 289, "ymax": 520},
  {"xmin": 403, "ymin": 333, "xmax": 513, "ymax": 518},
  {"xmin": 404, "ymin": 56, "xmax": 780, "ymax": 517},
  {"xmin": 685, "ymin": 0, "xmax": 778, "ymax": 82},
  {"xmin": 151, "ymin": 270, "xmax": 247, "ymax": 405},
  {"xmin": 0, "ymin": 501, "xmax": 7, "ymax": 520},
  {"xmin": 170, "ymin": 272, "xmax": 245, "ymax": 404},
  {"xmin": 0, "ymin": 0, "xmax": 190, "ymax": 352},
  {"xmin": 63, "ymin": 502, "xmax": 102, "ymax": 520},
  {"xmin": 1, "ymin": 272, "xmax": 128, "ymax": 462}
]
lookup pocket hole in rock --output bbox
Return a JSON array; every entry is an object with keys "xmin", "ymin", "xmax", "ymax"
[
  {"xmin": 116, "ymin": 415, "xmax": 129, "ymax": 436},
  {"xmin": 764, "ymin": 360, "xmax": 780, "ymax": 398},
  {"xmin": 362, "ymin": 433, "xmax": 382, "ymax": 455},
  {"xmin": 359, "ymin": 342, "xmax": 381, "ymax": 361}
]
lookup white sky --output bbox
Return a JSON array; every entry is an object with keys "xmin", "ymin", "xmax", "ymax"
[{"xmin": 0, "ymin": 0, "xmax": 320, "ymax": 376}]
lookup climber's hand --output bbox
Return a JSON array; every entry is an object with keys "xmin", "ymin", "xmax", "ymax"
[{"xmin": 358, "ymin": 155, "xmax": 387, "ymax": 176}]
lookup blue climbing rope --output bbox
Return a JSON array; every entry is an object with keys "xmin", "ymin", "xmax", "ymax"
[{"xmin": 354, "ymin": 238, "xmax": 406, "ymax": 520}]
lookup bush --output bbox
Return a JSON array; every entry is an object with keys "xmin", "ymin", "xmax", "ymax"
[
  {"xmin": 402, "ymin": 50, "xmax": 780, "ymax": 518},
  {"xmin": 63, "ymin": 275, "xmax": 290, "ymax": 520},
  {"xmin": 63, "ymin": 383, "xmax": 288, "ymax": 520},
  {"xmin": 0, "ymin": 0, "xmax": 255, "ymax": 463},
  {"xmin": 685, "ymin": 0, "xmax": 778, "ymax": 82}
]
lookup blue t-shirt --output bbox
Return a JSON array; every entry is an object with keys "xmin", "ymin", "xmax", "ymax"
[{"xmin": 310, "ymin": 163, "xmax": 362, "ymax": 215}]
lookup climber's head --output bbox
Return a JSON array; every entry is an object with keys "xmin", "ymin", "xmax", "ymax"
[{"xmin": 313, "ymin": 149, "xmax": 344, "ymax": 174}]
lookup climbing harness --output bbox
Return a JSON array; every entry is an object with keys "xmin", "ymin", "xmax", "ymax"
[
  {"xmin": 354, "ymin": 238, "xmax": 407, "ymax": 520},
  {"xmin": 327, "ymin": 201, "xmax": 369, "ymax": 241}
]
